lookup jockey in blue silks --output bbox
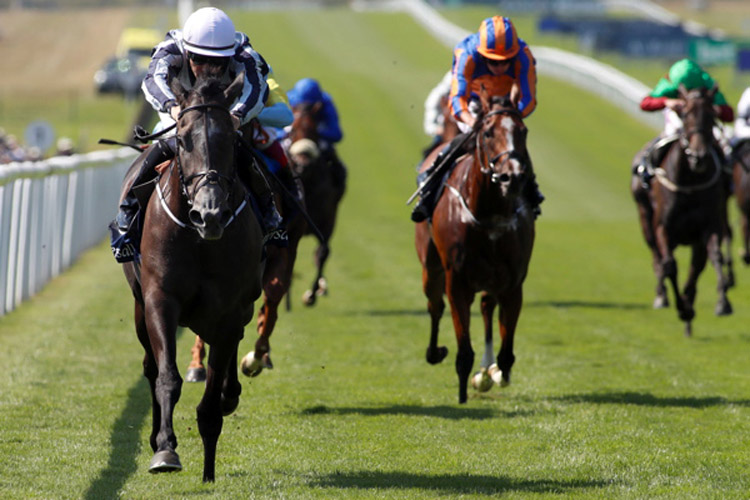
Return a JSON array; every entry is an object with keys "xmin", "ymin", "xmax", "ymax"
[{"xmin": 286, "ymin": 78, "xmax": 347, "ymax": 189}]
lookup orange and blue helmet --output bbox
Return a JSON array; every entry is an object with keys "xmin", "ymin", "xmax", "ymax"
[{"xmin": 477, "ymin": 16, "xmax": 519, "ymax": 61}]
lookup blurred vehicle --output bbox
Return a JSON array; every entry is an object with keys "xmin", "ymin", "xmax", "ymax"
[{"xmin": 94, "ymin": 28, "xmax": 161, "ymax": 97}]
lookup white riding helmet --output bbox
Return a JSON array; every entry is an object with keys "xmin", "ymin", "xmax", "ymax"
[{"xmin": 182, "ymin": 7, "xmax": 237, "ymax": 58}]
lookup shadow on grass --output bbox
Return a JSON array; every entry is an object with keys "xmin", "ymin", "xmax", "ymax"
[
  {"xmin": 526, "ymin": 300, "xmax": 648, "ymax": 310},
  {"xmin": 83, "ymin": 376, "xmax": 151, "ymax": 500},
  {"xmin": 553, "ymin": 391, "xmax": 750, "ymax": 408},
  {"xmin": 300, "ymin": 404, "xmax": 532, "ymax": 419},
  {"xmin": 309, "ymin": 470, "xmax": 609, "ymax": 495}
]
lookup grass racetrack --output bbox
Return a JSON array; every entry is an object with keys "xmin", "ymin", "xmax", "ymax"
[{"xmin": 3, "ymin": 8, "xmax": 750, "ymax": 499}]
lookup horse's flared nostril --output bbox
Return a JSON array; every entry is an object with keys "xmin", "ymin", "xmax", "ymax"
[{"xmin": 189, "ymin": 209, "xmax": 204, "ymax": 227}]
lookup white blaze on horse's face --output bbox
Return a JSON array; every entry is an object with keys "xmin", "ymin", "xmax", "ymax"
[{"xmin": 495, "ymin": 115, "xmax": 523, "ymax": 196}]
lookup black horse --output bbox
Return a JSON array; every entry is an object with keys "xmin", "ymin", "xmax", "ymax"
[
  {"xmin": 119, "ymin": 73, "xmax": 264, "ymax": 482},
  {"xmin": 631, "ymin": 84, "xmax": 732, "ymax": 336}
]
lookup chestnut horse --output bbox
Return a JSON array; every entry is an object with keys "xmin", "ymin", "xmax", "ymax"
[
  {"xmin": 120, "ymin": 74, "xmax": 264, "ymax": 481},
  {"xmin": 287, "ymin": 101, "xmax": 346, "ymax": 306},
  {"xmin": 630, "ymin": 85, "xmax": 732, "ymax": 337},
  {"xmin": 732, "ymin": 139, "xmax": 750, "ymax": 265},
  {"xmin": 415, "ymin": 91, "xmax": 535, "ymax": 404}
]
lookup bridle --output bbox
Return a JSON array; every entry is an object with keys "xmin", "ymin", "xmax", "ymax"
[
  {"xmin": 175, "ymin": 103, "xmax": 237, "ymax": 205},
  {"xmin": 476, "ymin": 107, "xmax": 527, "ymax": 184},
  {"xmin": 156, "ymin": 102, "xmax": 248, "ymax": 230}
]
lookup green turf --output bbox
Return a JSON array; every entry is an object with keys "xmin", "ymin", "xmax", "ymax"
[{"xmin": 3, "ymin": 8, "xmax": 750, "ymax": 499}]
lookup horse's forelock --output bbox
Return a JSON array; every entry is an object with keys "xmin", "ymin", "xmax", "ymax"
[{"xmin": 191, "ymin": 78, "xmax": 227, "ymax": 104}]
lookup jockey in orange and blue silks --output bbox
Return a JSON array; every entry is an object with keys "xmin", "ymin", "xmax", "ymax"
[
  {"xmin": 449, "ymin": 16, "xmax": 537, "ymax": 130},
  {"xmin": 410, "ymin": 16, "xmax": 542, "ymax": 224}
]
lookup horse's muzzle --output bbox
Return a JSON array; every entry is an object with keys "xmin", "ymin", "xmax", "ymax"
[{"xmin": 190, "ymin": 187, "xmax": 232, "ymax": 240}]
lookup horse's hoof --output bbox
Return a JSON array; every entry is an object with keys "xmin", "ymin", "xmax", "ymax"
[
  {"xmin": 742, "ymin": 252, "xmax": 750, "ymax": 265},
  {"xmin": 471, "ymin": 369, "xmax": 493, "ymax": 392},
  {"xmin": 426, "ymin": 346, "xmax": 448, "ymax": 365},
  {"xmin": 149, "ymin": 449, "xmax": 182, "ymax": 473},
  {"xmin": 185, "ymin": 367, "xmax": 206, "ymax": 383},
  {"xmin": 302, "ymin": 290, "xmax": 316, "ymax": 307},
  {"xmin": 684, "ymin": 322, "xmax": 693, "ymax": 338},
  {"xmin": 653, "ymin": 296, "xmax": 669, "ymax": 309},
  {"xmin": 240, "ymin": 351, "xmax": 273, "ymax": 377},
  {"xmin": 488, "ymin": 364, "xmax": 508, "ymax": 387},
  {"xmin": 316, "ymin": 277, "xmax": 328, "ymax": 296},
  {"xmin": 715, "ymin": 301, "xmax": 733, "ymax": 317},
  {"xmin": 222, "ymin": 395, "xmax": 240, "ymax": 416}
]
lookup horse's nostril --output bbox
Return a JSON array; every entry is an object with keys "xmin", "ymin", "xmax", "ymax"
[
  {"xmin": 499, "ymin": 173, "xmax": 511, "ymax": 183},
  {"xmin": 189, "ymin": 210, "xmax": 204, "ymax": 226}
]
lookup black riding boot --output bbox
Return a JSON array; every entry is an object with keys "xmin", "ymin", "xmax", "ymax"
[
  {"xmin": 411, "ymin": 134, "xmax": 467, "ymax": 223},
  {"xmin": 237, "ymin": 146, "xmax": 287, "ymax": 245},
  {"xmin": 115, "ymin": 138, "xmax": 175, "ymax": 232}
]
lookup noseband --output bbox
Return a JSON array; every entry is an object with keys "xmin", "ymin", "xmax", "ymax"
[{"xmin": 477, "ymin": 107, "xmax": 526, "ymax": 184}]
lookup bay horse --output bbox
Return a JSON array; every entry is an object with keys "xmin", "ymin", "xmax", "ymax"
[
  {"xmin": 286, "ymin": 101, "xmax": 346, "ymax": 306},
  {"xmin": 186, "ymin": 139, "xmax": 309, "ymax": 380},
  {"xmin": 120, "ymin": 73, "xmax": 264, "ymax": 482},
  {"xmin": 630, "ymin": 84, "xmax": 732, "ymax": 337},
  {"xmin": 415, "ymin": 90, "xmax": 535, "ymax": 404},
  {"xmin": 732, "ymin": 139, "xmax": 750, "ymax": 265}
]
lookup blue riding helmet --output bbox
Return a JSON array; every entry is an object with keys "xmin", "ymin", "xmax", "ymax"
[{"xmin": 288, "ymin": 78, "xmax": 324, "ymax": 107}]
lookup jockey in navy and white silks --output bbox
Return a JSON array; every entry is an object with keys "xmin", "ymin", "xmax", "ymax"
[
  {"xmin": 142, "ymin": 19, "xmax": 269, "ymax": 131},
  {"xmin": 287, "ymin": 78, "xmax": 343, "ymax": 150},
  {"xmin": 112, "ymin": 7, "xmax": 287, "ymax": 254}
]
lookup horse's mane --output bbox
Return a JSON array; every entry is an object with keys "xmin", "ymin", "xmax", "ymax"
[{"xmin": 490, "ymin": 95, "xmax": 514, "ymax": 109}]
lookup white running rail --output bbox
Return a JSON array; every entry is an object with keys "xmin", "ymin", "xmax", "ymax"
[{"xmin": 0, "ymin": 148, "xmax": 136, "ymax": 315}]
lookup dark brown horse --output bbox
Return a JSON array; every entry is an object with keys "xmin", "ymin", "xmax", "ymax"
[
  {"xmin": 631, "ymin": 84, "xmax": 732, "ymax": 337},
  {"xmin": 287, "ymin": 101, "xmax": 346, "ymax": 306},
  {"xmin": 732, "ymin": 139, "xmax": 750, "ymax": 265},
  {"xmin": 415, "ymin": 90, "xmax": 535, "ymax": 404},
  {"xmin": 120, "ymin": 74, "xmax": 264, "ymax": 481},
  {"xmin": 186, "ymin": 142, "xmax": 308, "ymax": 381}
]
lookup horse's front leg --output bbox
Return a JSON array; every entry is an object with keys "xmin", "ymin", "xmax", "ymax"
[
  {"xmin": 241, "ymin": 249, "xmax": 293, "ymax": 377},
  {"xmin": 496, "ymin": 286, "xmax": 522, "ymax": 388},
  {"xmin": 632, "ymin": 177, "xmax": 668, "ymax": 308},
  {"xmin": 186, "ymin": 335, "xmax": 206, "ymax": 383},
  {"xmin": 706, "ymin": 233, "xmax": 733, "ymax": 316},
  {"xmin": 303, "ymin": 232, "xmax": 331, "ymax": 306},
  {"xmin": 446, "ymin": 272, "xmax": 474, "ymax": 404},
  {"xmin": 422, "ymin": 239, "xmax": 447, "ymax": 365},
  {"xmin": 198, "ymin": 327, "xmax": 243, "ymax": 483},
  {"xmin": 656, "ymin": 226, "xmax": 692, "ymax": 324},
  {"xmin": 471, "ymin": 294, "xmax": 496, "ymax": 392},
  {"xmin": 134, "ymin": 300, "xmax": 160, "ymax": 453},
  {"xmin": 143, "ymin": 294, "xmax": 183, "ymax": 473}
]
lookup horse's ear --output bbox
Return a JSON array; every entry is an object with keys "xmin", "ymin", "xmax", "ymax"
[
  {"xmin": 509, "ymin": 83, "xmax": 521, "ymax": 108},
  {"xmin": 678, "ymin": 83, "xmax": 688, "ymax": 99},
  {"xmin": 479, "ymin": 84, "xmax": 490, "ymax": 115},
  {"xmin": 170, "ymin": 77, "xmax": 188, "ymax": 106},
  {"xmin": 312, "ymin": 101, "xmax": 323, "ymax": 114},
  {"xmin": 224, "ymin": 71, "xmax": 245, "ymax": 104}
]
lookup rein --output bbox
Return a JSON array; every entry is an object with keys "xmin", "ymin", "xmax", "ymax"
[{"xmin": 158, "ymin": 103, "xmax": 248, "ymax": 231}]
